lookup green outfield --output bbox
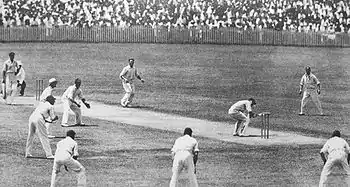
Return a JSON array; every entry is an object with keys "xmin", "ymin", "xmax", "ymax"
[{"xmin": 1, "ymin": 43, "xmax": 350, "ymax": 186}]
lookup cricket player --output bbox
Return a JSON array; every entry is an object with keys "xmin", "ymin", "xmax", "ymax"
[
  {"xmin": 299, "ymin": 66, "xmax": 324, "ymax": 116},
  {"xmin": 169, "ymin": 127, "xmax": 199, "ymax": 187},
  {"xmin": 25, "ymin": 95, "xmax": 58, "ymax": 159},
  {"xmin": 40, "ymin": 78, "xmax": 58, "ymax": 138},
  {"xmin": 119, "ymin": 58, "xmax": 145, "ymax": 107},
  {"xmin": 228, "ymin": 98, "xmax": 258, "ymax": 137},
  {"xmin": 319, "ymin": 130, "xmax": 350, "ymax": 187},
  {"xmin": 50, "ymin": 130, "xmax": 86, "ymax": 187},
  {"xmin": 2, "ymin": 52, "xmax": 19, "ymax": 104},
  {"xmin": 61, "ymin": 78, "xmax": 90, "ymax": 127},
  {"xmin": 16, "ymin": 61, "xmax": 26, "ymax": 96}
]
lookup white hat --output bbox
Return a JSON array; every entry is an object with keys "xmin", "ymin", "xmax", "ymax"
[{"xmin": 49, "ymin": 78, "xmax": 57, "ymax": 84}]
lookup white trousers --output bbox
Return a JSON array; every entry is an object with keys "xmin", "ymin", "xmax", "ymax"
[
  {"xmin": 4, "ymin": 74, "xmax": 17, "ymax": 104},
  {"xmin": 301, "ymin": 89, "xmax": 323, "ymax": 114},
  {"xmin": 50, "ymin": 156, "xmax": 86, "ymax": 187},
  {"xmin": 229, "ymin": 111, "xmax": 250, "ymax": 135},
  {"xmin": 319, "ymin": 151, "xmax": 350, "ymax": 187},
  {"xmin": 25, "ymin": 114, "xmax": 53, "ymax": 157},
  {"xmin": 62, "ymin": 99, "xmax": 82, "ymax": 125},
  {"xmin": 169, "ymin": 151, "xmax": 198, "ymax": 187},
  {"xmin": 121, "ymin": 82, "xmax": 135, "ymax": 106}
]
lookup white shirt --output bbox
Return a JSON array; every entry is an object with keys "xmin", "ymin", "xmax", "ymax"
[
  {"xmin": 171, "ymin": 135, "xmax": 199, "ymax": 155},
  {"xmin": 40, "ymin": 86, "xmax": 54, "ymax": 102},
  {"xmin": 300, "ymin": 73, "xmax": 320, "ymax": 90},
  {"xmin": 320, "ymin": 137, "xmax": 350, "ymax": 156},
  {"xmin": 228, "ymin": 100, "xmax": 252, "ymax": 113},
  {"xmin": 2, "ymin": 59, "xmax": 18, "ymax": 74},
  {"xmin": 16, "ymin": 66, "xmax": 25, "ymax": 84},
  {"xmin": 120, "ymin": 65, "xmax": 139, "ymax": 83},
  {"xmin": 32, "ymin": 102, "xmax": 56, "ymax": 122},
  {"xmin": 55, "ymin": 136, "xmax": 79, "ymax": 159},
  {"xmin": 62, "ymin": 85, "xmax": 83, "ymax": 101}
]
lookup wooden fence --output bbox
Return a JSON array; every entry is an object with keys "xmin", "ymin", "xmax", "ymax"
[{"xmin": 0, "ymin": 26, "xmax": 348, "ymax": 47}]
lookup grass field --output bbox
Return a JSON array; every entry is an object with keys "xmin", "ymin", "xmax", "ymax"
[{"xmin": 1, "ymin": 43, "xmax": 350, "ymax": 186}]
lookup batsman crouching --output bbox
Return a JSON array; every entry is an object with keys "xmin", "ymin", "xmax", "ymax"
[
  {"xmin": 228, "ymin": 98, "xmax": 258, "ymax": 137},
  {"xmin": 50, "ymin": 130, "xmax": 86, "ymax": 187},
  {"xmin": 169, "ymin": 127, "xmax": 199, "ymax": 187}
]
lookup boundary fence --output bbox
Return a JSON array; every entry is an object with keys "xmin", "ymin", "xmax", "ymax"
[{"xmin": 0, "ymin": 27, "xmax": 348, "ymax": 47}]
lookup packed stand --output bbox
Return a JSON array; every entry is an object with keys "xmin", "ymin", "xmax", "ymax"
[{"xmin": 1, "ymin": 0, "xmax": 350, "ymax": 33}]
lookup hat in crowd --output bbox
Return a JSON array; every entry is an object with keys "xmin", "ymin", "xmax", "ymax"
[{"xmin": 49, "ymin": 78, "xmax": 57, "ymax": 84}]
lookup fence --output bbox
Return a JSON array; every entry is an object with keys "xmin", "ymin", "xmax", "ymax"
[{"xmin": 0, "ymin": 26, "xmax": 348, "ymax": 47}]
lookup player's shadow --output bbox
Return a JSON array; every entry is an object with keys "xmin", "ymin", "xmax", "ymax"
[
  {"xmin": 121, "ymin": 105, "xmax": 151, "ymax": 109},
  {"xmin": 25, "ymin": 156, "xmax": 54, "ymax": 160},
  {"xmin": 10, "ymin": 104, "xmax": 35, "ymax": 106},
  {"xmin": 63, "ymin": 124, "xmax": 99, "ymax": 127},
  {"xmin": 240, "ymin": 135, "xmax": 262, "ymax": 138}
]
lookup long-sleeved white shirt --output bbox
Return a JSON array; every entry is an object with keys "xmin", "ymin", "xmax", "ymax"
[
  {"xmin": 171, "ymin": 135, "xmax": 199, "ymax": 155},
  {"xmin": 55, "ymin": 136, "xmax": 79, "ymax": 159}
]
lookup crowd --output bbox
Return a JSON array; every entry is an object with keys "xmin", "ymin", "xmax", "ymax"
[{"xmin": 0, "ymin": 0, "xmax": 350, "ymax": 33}]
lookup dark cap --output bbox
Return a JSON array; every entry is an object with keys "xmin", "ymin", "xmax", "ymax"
[
  {"xmin": 67, "ymin": 130, "xmax": 76, "ymax": 138},
  {"xmin": 332, "ymin": 130, "xmax": 341, "ymax": 138},
  {"xmin": 9, "ymin": 52, "xmax": 15, "ymax": 56},
  {"xmin": 184, "ymin": 127, "xmax": 193, "ymax": 136},
  {"xmin": 248, "ymin": 98, "xmax": 256, "ymax": 105}
]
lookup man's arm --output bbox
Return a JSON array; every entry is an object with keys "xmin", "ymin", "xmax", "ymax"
[
  {"xmin": 120, "ymin": 68, "xmax": 128, "ymax": 82},
  {"xmin": 2, "ymin": 63, "xmax": 7, "ymax": 83},
  {"xmin": 299, "ymin": 76, "xmax": 304, "ymax": 95},
  {"xmin": 135, "ymin": 69, "xmax": 144, "ymax": 83},
  {"xmin": 317, "ymin": 83, "xmax": 321, "ymax": 94}
]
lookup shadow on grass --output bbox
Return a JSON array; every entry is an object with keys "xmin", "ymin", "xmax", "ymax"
[
  {"xmin": 25, "ymin": 156, "xmax": 54, "ymax": 160},
  {"xmin": 122, "ymin": 105, "xmax": 152, "ymax": 109},
  {"xmin": 61, "ymin": 124, "xmax": 99, "ymax": 127},
  {"xmin": 11, "ymin": 104, "xmax": 35, "ymax": 106}
]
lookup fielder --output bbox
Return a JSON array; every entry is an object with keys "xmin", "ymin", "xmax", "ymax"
[
  {"xmin": 2, "ymin": 52, "xmax": 19, "ymax": 104},
  {"xmin": 319, "ymin": 130, "xmax": 350, "ymax": 187},
  {"xmin": 119, "ymin": 58, "xmax": 145, "ymax": 107},
  {"xmin": 228, "ymin": 98, "xmax": 258, "ymax": 137},
  {"xmin": 169, "ymin": 127, "xmax": 199, "ymax": 187},
  {"xmin": 40, "ymin": 78, "xmax": 58, "ymax": 138},
  {"xmin": 50, "ymin": 130, "xmax": 86, "ymax": 187},
  {"xmin": 61, "ymin": 78, "xmax": 90, "ymax": 127},
  {"xmin": 299, "ymin": 66, "xmax": 324, "ymax": 116},
  {"xmin": 25, "ymin": 95, "xmax": 58, "ymax": 159},
  {"xmin": 16, "ymin": 61, "xmax": 26, "ymax": 96}
]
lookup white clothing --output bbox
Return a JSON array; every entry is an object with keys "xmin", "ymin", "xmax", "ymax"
[
  {"xmin": 16, "ymin": 66, "xmax": 25, "ymax": 84},
  {"xmin": 169, "ymin": 135, "xmax": 199, "ymax": 187},
  {"xmin": 319, "ymin": 137, "xmax": 350, "ymax": 186},
  {"xmin": 61, "ymin": 85, "xmax": 84, "ymax": 125},
  {"xmin": 300, "ymin": 73, "xmax": 323, "ymax": 114},
  {"xmin": 228, "ymin": 100, "xmax": 253, "ymax": 135},
  {"xmin": 228, "ymin": 100, "xmax": 253, "ymax": 113},
  {"xmin": 40, "ymin": 86, "xmax": 54, "ymax": 102},
  {"xmin": 40, "ymin": 86, "xmax": 55, "ymax": 136},
  {"xmin": 120, "ymin": 65, "xmax": 141, "ymax": 106},
  {"xmin": 2, "ymin": 59, "xmax": 18, "ymax": 104},
  {"xmin": 25, "ymin": 102, "xmax": 56, "ymax": 157},
  {"xmin": 51, "ymin": 137, "xmax": 86, "ymax": 187}
]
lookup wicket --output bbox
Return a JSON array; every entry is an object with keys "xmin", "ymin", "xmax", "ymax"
[
  {"xmin": 35, "ymin": 79, "xmax": 43, "ymax": 101},
  {"xmin": 260, "ymin": 112, "xmax": 271, "ymax": 139}
]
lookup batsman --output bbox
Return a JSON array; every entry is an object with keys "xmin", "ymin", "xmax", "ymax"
[{"xmin": 2, "ymin": 52, "xmax": 19, "ymax": 104}]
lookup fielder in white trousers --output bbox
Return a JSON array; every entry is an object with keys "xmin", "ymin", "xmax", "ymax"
[
  {"xmin": 170, "ymin": 128, "xmax": 199, "ymax": 187},
  {"xmin": 121, "ymin": 81, "xmax": 135, "ymax": 107},
  {"xmin": 51, "ymin": 130, "xmax": 86, "ymax": 187},
  {"xmin": 61, "ymin": 98, "xmax": 82, "ymax": 125},
  {"xmin": 25, "ymin": 96, "xmax": 58, "ymax": 158},
  {"xmin": 319, "ymin": 130, "xmax": 350, "ymax": 187},
  {"xmin": 2, "ymin": 52, "xmax": 19, "ymax": 105},
  {"xmin": 170, "ymin": 151, "xmax": 198, "ymax": 187},
  {"xmin": 4, "ymin": 74, "xmax": 17, "ymax": 104}
]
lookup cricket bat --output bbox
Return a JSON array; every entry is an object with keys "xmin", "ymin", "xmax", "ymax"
[{"xmin": 2, "ymin": 82, "xmax": 6, "ymax": 99}]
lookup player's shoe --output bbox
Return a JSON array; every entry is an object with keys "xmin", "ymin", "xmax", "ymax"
[
  {"xmin": 25, "ymin": 153, "xmax": 33, "ymax": 158},
  {"xmin": 46, "ymin": 155, "xmax": 55, "ymax": 159},
  {"xmin": 61, "ymin": 123, "xmax": 70, "ymax": 127},
  {"xmin": 48, "ymin": 135, "xmax": 55, "ymax": 139},
  {"xmin": 298, "ymin": 113, "xmax": 305, "ymax": 116},
  {"xmin": 238, "ymin": 134, "xmax": 246, "ymax": 137},
  {"xmin": 233, "ymin": 133, "xmax": 239, "ymax": 136}
]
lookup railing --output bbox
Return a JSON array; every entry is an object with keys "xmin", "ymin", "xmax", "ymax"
[{"xmin": 0, "ymin": 26, "xmax": 348, "ymax": 47}]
